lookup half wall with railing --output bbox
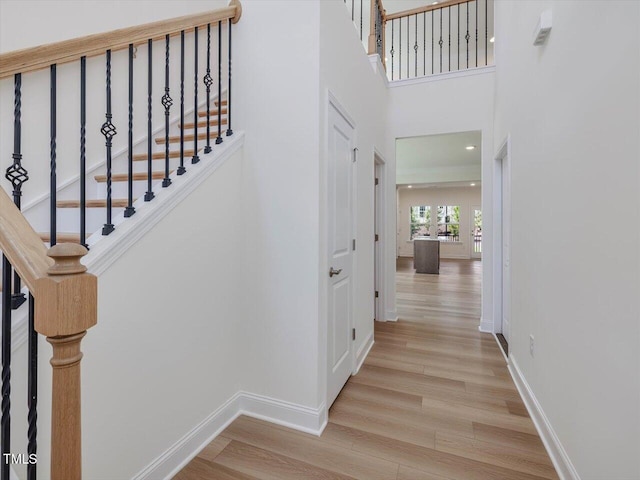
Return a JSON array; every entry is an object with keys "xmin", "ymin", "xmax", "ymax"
[{"xmin": 346, "ymin": 0, "xmax": 494, "ymax": 81}]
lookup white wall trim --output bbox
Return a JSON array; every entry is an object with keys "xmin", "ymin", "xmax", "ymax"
[
  {"xmin": 368, "ymin": 54, "xmax": 389, "ymax": 88},
  {"xmin": 388, "ymin": 65, "xmax": 495, "ymax": 88},
  {"xmin": 354, "ymin": 330, "xmax": 374, "ymax": 375},
  {"xmin": 84, "ymin": 132, "xmax": 244, "ymax": 276},
  {"xmin": 508, "ymin": 356, "xmax": 581, "ymax": 480},
  {"xmin": 133, "ymin": 392, "xmax": 243, "ymax": 480},
  {"xmin": 133, "ymin": 390, "xmax": 327, "ymax": 480},
  {"xmin": 239, "ymin": 392, "xmax": 327, "ymax": 437},
  {"xmin": 479, "ymin": 317, "xmax": 493, "ymax": 333},
  {"xmin": 385, "ymin": 310, "xmax": 398, "ymax": 322}
]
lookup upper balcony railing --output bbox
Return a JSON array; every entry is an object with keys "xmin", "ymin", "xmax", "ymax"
[{"xmin": 346, "ymin": 0, "xmax": 494, "ymax": 81}]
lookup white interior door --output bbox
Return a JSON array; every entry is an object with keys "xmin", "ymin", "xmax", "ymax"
[
  {"xmin": 471, "ymin": 206, "xmax": 482, "ymax": 259},
  {"xmin": 327, "ymin": 102, "xmax": 355, "ymax": 407},
  {"xmin": 501, "ymin": 155, "xmax": 511, "ymax": 343}
]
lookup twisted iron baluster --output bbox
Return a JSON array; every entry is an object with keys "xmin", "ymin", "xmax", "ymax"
[
  {"xmin": 226, "ymin": 19, "xmax": 233, "ymax": 137},
  {"xmin": 192, "ymin": 27, "xmax": 201, "ymax": 164},
  {"xmin": 50, "ymin": 65, "xmax": 57, "ymax": 245},
  {"xmin": 80, "ymin": 57, "xmax": 88, "ymax": 244},
  {"xmin": 101, "ymin": 50, "xmax": 116, "ymax": 234},
  {"xmin": 204, "ymin": 24, "xmax": 213, "ymax": 153},
  {"xmin": 26, "ymin": 294, "xmax": 37, "ymax": 480},
  {"xmin": 162, "ymin": 35, "xmax": 173, "ymax": 187},
  {"xmin": 178, "ymin": 31, "xmax": 186, "ymax": 175},
  {"xmin": 6, "ymin": 73, "xmax": 27, "ymax": 309},
  {"xmin": 145, "ymin": 40, "xmax": 155, "ymax": 200},
  {"xmin": 1, "ymin": 258, "xmax": 12, "ymax": 480},
  {"xmin": 216, "ymin": 21, "xmax": 223, "ymax": 145},
  {"xmin": 125, "ymin": 45, "xmax": 135, "ymax": 217}
]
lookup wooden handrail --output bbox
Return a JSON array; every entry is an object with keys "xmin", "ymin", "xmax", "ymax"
[
  {"xmin": 385, "ymin": 0, "xmax": 471, "ymax": 21},
  {"xmin": 0, "ymin": 186, "xmax": 51, "ymax": 290},
  {"xmin": 0, "ymin": 1, "xmax": 242, "ymax": 78}
]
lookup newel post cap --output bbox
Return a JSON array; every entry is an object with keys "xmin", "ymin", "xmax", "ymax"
[
  {"xmin": 34, "ymin": 243, "xmax": 97, "ymax": 338},
  {"xmin": 47, "ymin": 243, "xmax": 88, "ymax": 275}
]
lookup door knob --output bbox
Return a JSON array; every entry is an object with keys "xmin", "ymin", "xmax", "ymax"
[{"xmin": 329, "ymin": 267, "xmax": 342, "ymax": 277}]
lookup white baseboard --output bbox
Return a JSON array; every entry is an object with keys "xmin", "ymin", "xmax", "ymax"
[
  {"xmin": 133, "ymin": 392, "xmax": 243, "ymax": 480},
  {"xmin": 479, "ymin": 317, "xmax": 493, "ymax": 333},
  {"xmin": 508, "ymin": 356, "xmax": 580, "ymax": 480},
  {"xmin": 385, "ymin": 310, "xmax": 398, "ymax": 322},
  {"xmin": 354, "ymin": 331, "xmax": 374, "ymax": 375},
  {"xmin": 132, "ymin": 390, "xmax": 327, "ymax": 480},
  {"xmin": 239, "ymin": 392, "xmax": 327, "ymax": 437}
]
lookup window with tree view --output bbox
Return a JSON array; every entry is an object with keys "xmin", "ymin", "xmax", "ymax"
[
  {"xmin": 410, "ymin": 206, "xmax": 431, "ymax": 240},
  {"xmin": 438, "ymin": 206, "xmax": 460, "ymax": 242}
]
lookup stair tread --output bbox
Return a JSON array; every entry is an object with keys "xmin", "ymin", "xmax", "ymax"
[
  {"xmin": 57, "ymin": 199, "xmax": 130, "ymax": 208},
  {"xmin": 94, "ymin": 171, "xmax": 171, "ymax": 183},
  {"xmin": 156, "ymin": 128, "xmax": 228, "ymax": 145},
  {"xmin": 132, "ymin": 150, "xmax": 194, "ymax": 161},
  {"xmin": 181, "ymin": 117, "xmax": 227, "ymax": 128},
  {"xmin": 197, "ymin": 107, "xmax": 228, "ymax": 118},
  {"xmin": 38, "ymin": 232, "xmax": 83, "ymax": 243}
]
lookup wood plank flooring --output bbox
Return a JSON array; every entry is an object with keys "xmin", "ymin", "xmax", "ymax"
[{"xmin": 175, "ymin": 258, "xmax": 558, "ymax": 480}]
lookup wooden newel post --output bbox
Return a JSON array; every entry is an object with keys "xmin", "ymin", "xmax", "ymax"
[
  {"xmin": 34, "ymin": 244, "xmax": 97, "ymax": 480},
  {"xmin": 368, "ymin": 0, "xmax": 377, "ymax": 55}
]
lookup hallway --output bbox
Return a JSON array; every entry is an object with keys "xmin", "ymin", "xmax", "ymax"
[{"xmin": 176, "ymin": 259, "xmax": 558, "ymax": 479}]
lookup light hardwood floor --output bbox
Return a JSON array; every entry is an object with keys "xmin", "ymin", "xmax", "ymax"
[{"xmin": 175, "ymin": 258, "xmax": 558, "ymax": 480}]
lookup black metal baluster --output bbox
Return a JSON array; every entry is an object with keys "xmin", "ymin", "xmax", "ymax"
[
  {"xmin": 439, "ymin": 9, "xmax": 443, "ymax": 73},
  {"xmin": 423, "ymin": 12, "xmax": 426, "ymax": 76},
  {"xmin": 80, "ymin": 57, "xmax": 88, "ymax": 244},
  {"xmin": 216, "ymin": 21, "xmax": 223, "ymax": 145},
  {"xmin": 1, "ymin": 257, "xmax": 11, "ymax": 480},
  {"xmin": 178, "ymin": 31, "xmax": 186, "ymax": 176},
  {"xmin": 414, "ymin": 15, "xmax": 418, "ymax": 77},
  {"xmin": 192, "ymin": 28, "xmax": 201, "ymax": 164},
  {"xmin": 475, "ymin": 0, "xmax": 478, "ymax": 67},
  {"xmin": 448, "ymin": 7, "xmax": 451, "ymax": 72},
  {"xmin": 6, "ymin": 73, "xmax": 27, "ymax": 309},
  {"xmin": 431, "ymin": 12, "xmax": 434, "ymax": 74},
  {"xmin": 162, "ymin": 35, "xmax": 172, "ymax": 187},
  {"xmin": 227, "ymin": 19, "xmax": 233, "ymax": 137},
  {"xmin": 390, "ymin": 20, "xmax": 395, "ymax": 80},
  {"xmin": 50, "ymin": 65, "xmax": 57, "ymax": 245},
  {"xmin": 466, "ymin": 3, "xmax": 470, "ymax": 69},
  {"xmin": 26, "ymin": 294, "xmax": 36, "ymax": 480},
  {"xmin": 351, "ymin": 0, "xmax": 354, "ymax": 22},
  {"xmin": 406, "ymin": 16, "xmax": 409, "ymax": 79},
  {"xmin": 101, "ymin": 51, "xmax": 116, "ymax": 234},
  {"xmin": 145, "ymin": 40, "xmax": 155, "ymax": 201},
  {"xmin": 125, "ymin": 45, "xmax": 135, "ymax": 217},
  {"xmin": 485, "ymin": 0, "xmax": 488, "ymax": 66},
  {"xmin": 204, "ymin": 24, "xmax": 213, "ymax": 153},
  {"xmin": 360, "ymin": 0, "xmax": 363, "ymax": 41}
]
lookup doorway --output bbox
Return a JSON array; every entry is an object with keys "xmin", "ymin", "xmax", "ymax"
[{"xmin": 494, "ymin": 137, "xmax": 511, "ymax": 350}]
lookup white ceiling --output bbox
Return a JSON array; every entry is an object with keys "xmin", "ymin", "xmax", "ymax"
[{"xmin": 395, "ymin": 130, "xmax": 482, "ymax": 186}]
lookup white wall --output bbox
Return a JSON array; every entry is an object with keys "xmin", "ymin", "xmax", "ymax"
[
  {"xmin": 232, "ymin": 1, "xmax": 323, "ymax": 409},
  {"xmin": 319, "ymin": 0, "xmax": 390, "ymax": 378},
  {"xmin": 387, "ymin": 68, "xmax": 494, "ymax": 329},
  {"xmin": 397, "ymin": 185, "xmax": 481, "ymax": 258},
  {"xmin": 493, "ymin": 1, "xmax": 640, "ymax": 478}
]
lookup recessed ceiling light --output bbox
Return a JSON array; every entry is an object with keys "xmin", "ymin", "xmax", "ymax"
[
  {"xmin": 407, "ymin": 185, "xmax": 412, "ymax": 188},
  {"xmin": 432, "ymin": 1, "xmax": 439, "ymax": 4},
  {"xmin": 466, "ymin": 145, "xmax": 476, "ymax": 150},
  {"xmin": 490, "ymin": 36, "xmax": 495, "ymax": 43},
  {"xmin": 470, "ymin": 183, "xmax": 476, "ymax": 186}
]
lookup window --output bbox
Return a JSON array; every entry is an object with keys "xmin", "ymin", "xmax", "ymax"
[
  {"xmin": 437, "ymin": 205, "xmax": 460, "ymax": 242},
  {"xmin": 410, "ymin": 206, "xmax": 431, "ymax": 240}
]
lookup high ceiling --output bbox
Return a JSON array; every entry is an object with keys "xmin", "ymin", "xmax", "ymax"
[{"xmin": 396, "ymin": 131, "xmax": 481, "ymax": 186}]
